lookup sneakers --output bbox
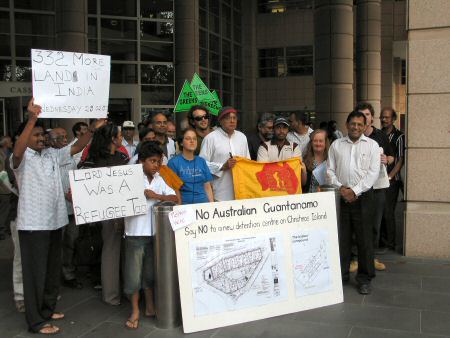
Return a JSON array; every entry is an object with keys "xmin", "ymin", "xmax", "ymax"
[
  {"xmin": 349, "ymin": 260, "xmax": 358, "ymax": 273},
  {"xmin": 374, "ymin": 259, "xmax": 386, "ymax": 271}
]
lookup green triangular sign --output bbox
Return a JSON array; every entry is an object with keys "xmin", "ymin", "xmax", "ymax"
[
  {"xmin": 201, "ymin": 90, "xmax": 222, "ymax": 116},
  {"xmin": 174, "ymin": 80, "xmax": 199, "ymax": 113},
  {"xmin": 190, "ymin": 73, "xmax": 215, "ymax": 102}
]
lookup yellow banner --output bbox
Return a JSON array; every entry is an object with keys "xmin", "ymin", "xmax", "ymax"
[{"xmin": 232, "ymin": 157, "xmax": 302, "ymax": 200}]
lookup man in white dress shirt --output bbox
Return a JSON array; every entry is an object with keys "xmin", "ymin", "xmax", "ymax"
[
  {"xmin": 200, "ymin": 106, "xmax": 250, "ymax": 201},
  {"xmin": 122, "ymin": 121, "xmax": 139, "ymax": 157},
  {"xmin": 327, "ymin": 111, "xmax": 380, "ymax": 295}
]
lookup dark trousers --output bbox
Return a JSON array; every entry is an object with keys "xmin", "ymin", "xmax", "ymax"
[
  {"xmin": 19, "ymin": 228, "xmax": 63, "ymax": 332},
  {"xmin": 383, "ymin": 180, "xmax": 401, "ymax": 249},
  {"xmin": 339, "ymin": 190, "xmax": 375, "ymax": 285},
  {"xmin": 62, "ymin": 216, "xmax": 79, "ymax": 281},
  {"xmin": 0, "ymin": 194, "xmax": 11, "ymax": 236},
  {"xmin": 373, "ymin": 188, "xmax": 386, "ymax": 248}
]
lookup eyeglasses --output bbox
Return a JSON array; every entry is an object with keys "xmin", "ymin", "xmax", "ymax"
[{"xmin": 193, "ymin": 115, "xmax": 209, "ymax": 122}]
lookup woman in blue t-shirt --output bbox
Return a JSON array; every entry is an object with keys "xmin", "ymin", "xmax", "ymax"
[{"xmin": 168, "ymin": 128, "xmax": 214, "ymax": 204}]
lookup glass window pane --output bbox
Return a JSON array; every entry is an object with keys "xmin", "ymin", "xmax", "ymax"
[
  {"xmin": 209, "ymin": 0, "xmax": 219, "ymax": 15},
  {"xmin": 141, "ymin": 42, "xmax": 173, "ymax": 62},
  {"xmin": 101, "ymin": 40, "xmax": 137, "ymax": 60},
  {"xmin": 199, "ymin": 48, "xmax": 208, "ymax": 67},
  {"xmin": 209, "ymin": 34, "xmax": 219, "ymax": 53},
  {"xmin": 15, "ymin": 13, "xmax": 54, "ymax": 36},
  {"xmin": 0, "ymin": 34, "xmax": 10, "ymax": 56},
  {"xmin": 14, "ymin": 0, "xmax": 54, "ymax": 11},
  {"xmin": 199, "ymin": 0, "xmax": 207, "ymax": 9},
  {"xmin": 233, "ymin": 0, "xmax": 241, "ymax": 11},
  {"xmin": 141, "ymin": 64, "xmax": 174, "ymax": 84},
  {"xmin": 88, "ymin": 0, "xmax": 97, "ymax": 14},
  {"xmin": 15, "ymin": 60, "xmax": 31, "ymax": 82},
  {"xmin": 0, "ymin": 11, "xmax": 9, "ymax": 33},
  {"xmin": 140, "ymin": 0, "xmax": 173, "ymax": 19},
  {"xmin": 88, "ymin": 18, "xmax": 97, "ymax": 39},
  {"xmin": 88, "ymin": 39, "xmax": 98, "ymax": 53},
  {"xmin": 199, "ymin": 8, "xmax": 207, "ymax": 29},
  {"xmin": 199, "ymin": 29, "xmax": 207, "ymax": 49},
  {"xmin": 209, "ymin": 14, "xmax": 219, "ymax": 33},
  {"xmin": 222, "ymin": 92, "xmax": 231, "ymax": 106},
  {"xmin": 16, "ymin": 36, "xmax": 55, "ymax": 57},
  {"xmin": 222, "ymin": 75, "xmax": 231, "ymax": 92},
  {"xmin": 101, "ymin": 19, "xmax": 136, "ymax": 40},
  {"xmin": 209, "ymin": 72, "xmax": 220, "ymax": 91},
  {"xmin": 0, "ymin": 0, "xmax": 9, "ymax": 7},
  {"xmin": 209, "ymin": 52, "xmax": 219, "ymax": 71},
  {"xmin": 222, "ymin": 40, "xmax": 231, "ymax": 74},
  {"xmin": 0, "ymin": 59, "xmax": 12, "ymax": 81},
  {"xmin": 234, "ymin": 44, "xmax": 242, "ymax": 76},
  {"xmin": 141, "ymin": 85, "xmax": 174, "ymax": 105},
  {"xmin": 140, "ymin": 21, "xmax": 173, "ymax": 42},
  {"xmin": 110, "ymin": 63, "xmax": 137, "ymax": 83},
  {"xmin": 101, "ymin": 0, "xmax": 136, "ymax": 16}
]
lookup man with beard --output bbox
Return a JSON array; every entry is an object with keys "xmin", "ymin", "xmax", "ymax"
[
  {"xmin": 188, "ymin": 105, "xmax": 213, "ymax": 155},
  {"xmin": 199, "ymin": 107, "xmax": 250, "ymax": 201},
  {"xmin": 380, "ymin": 107, "xmax": 405, "ymax": 251},
  {"xmin": 247, "ymin": 113, "xmax": 274, "ymax": 160}
]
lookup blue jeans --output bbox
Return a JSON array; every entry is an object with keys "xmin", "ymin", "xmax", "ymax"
[{"xmin": 123, "ymin": 236, "xmax": 154, "ymax": 295}]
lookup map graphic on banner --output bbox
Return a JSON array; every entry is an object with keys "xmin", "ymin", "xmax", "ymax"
[
  {"xmin": 291, "ymin": 228, "xmax": 332, "ymax": 297},
  {"xmin": 173, "ymin": 73, "xmax": 222, "ymax": 115},
  {"xmin": 190, "ymin": 234, "xmax": 287, "ymax": 317},
  {"xmin": 31, "ymin": 49, "xmax": 111, "ymax": 118}
]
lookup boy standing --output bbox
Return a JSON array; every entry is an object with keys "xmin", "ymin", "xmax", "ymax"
[{"xmin": 123, "ymin": 141, "xmax": 178, "ymax": 329}]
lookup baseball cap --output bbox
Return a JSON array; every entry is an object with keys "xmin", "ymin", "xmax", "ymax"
[
  {"xmin": 217, "ymin": 106, "xmax": 238, "ymax": 121},
  {"xmin": 274, "ymin": 116, "xmax": 290, "ymax": 127},
  {"xmin": 122, "ymin": 121, "xmax": 135, "ymax": 129}
]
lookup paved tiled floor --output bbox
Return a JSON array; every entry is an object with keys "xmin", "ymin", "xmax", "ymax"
[{"xmin": 0, "ymin": 237, "xmax": 449, "ymax": 338}]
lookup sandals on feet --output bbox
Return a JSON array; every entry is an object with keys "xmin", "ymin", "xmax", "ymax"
[
  {"xmin": 51, "ymin": 312, "xmax": 65, "ymax": 320},
  {"xmin": 125, "ymin": 318, "xmax": 139, "ymax": 329},
  {"xmin": 38, "ymin": 324, "xmax": 60, "ymax": 335}
]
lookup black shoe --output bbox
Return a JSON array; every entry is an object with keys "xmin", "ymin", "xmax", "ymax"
[
  {"xmin": 63, "ymin": 279, "xmax": 83, "ymax": 289},
  {"xmin": 357, "ymin": 284, "xmax": 371, "ymax": 295}
]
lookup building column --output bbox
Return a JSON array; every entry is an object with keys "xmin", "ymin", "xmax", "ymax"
[
  {"xmin": 356, "ymin": 0, "xmax": 381, "ymax": 120},
  {"xmin": 174, "ymin": 0, "xmax": 199, "ymax": 130},
  {"xmin": 381, "ymin": 0, "xmax": 394, "ymax": 110},
  {"xmin": 405, "ymin": 0, "xmax": 450, "ymax": 259},
  {"xmin": 55, "ymin": 0, "xmax": 88, "ymax": 133},
  {"xmin": 314, "ymin": 0, "xmax": 354, "ymax": 129}
]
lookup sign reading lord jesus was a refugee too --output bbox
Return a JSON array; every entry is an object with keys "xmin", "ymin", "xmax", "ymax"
[
  {"xmin": 31, "ymin": 49, "xmax": 111, "ymax": 118},
  {"xmin": 174, "ymin": 192, "xmax": 343, "ymax": 333},
  {"xmin": 69, "ymin": 164, "xmax": 147, "ymax": 225}
]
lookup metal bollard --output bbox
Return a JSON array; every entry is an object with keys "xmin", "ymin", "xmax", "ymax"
[
  {"xmin": 152, "ymin": 201, "xmax": 181, "ymax": 329},
  {"xmin": 319, "ymin": 185, "xmax": 341, "ymax": 227}
]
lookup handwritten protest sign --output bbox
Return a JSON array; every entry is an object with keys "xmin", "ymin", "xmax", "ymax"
[
  {"xmin": 168, "ymin": 205, "xmax": 196, "ymax": 231},
  {"xmin": 175, "ymin": 192, "xmax": 342, "ymax": 333},
  {"xmin": 32, "ymin": 49, "xmax": 111, "ymax": 118},
  {"xmin": 69, "ymin": 164, "xmax": 147, "ymax": 225}
]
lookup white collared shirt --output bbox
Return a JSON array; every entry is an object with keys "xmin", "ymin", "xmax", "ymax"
[
  {"xmin": 199, "ymin": 128, "xmax": 250, "ymax": 201},
  {"xmin": 57, "ymin": 142, "xmax": 78, "ymax": 215},
  {"xmin": 287, "ymin": 129, "xmax": 312, "ymax": 157},
  {"xmin": 122, "ymin": 138, "xmax": 139, "ymax": 157},
  {"xmin": 326, "ymin": 135, "xmax": 380, "ymax": 196},
  {"xmin": 257, "ymin": 140, "xmax": 302, "ymax": 162},
  {"xmin": 11, "ymin": 147, "xmax": 71, "ymax": 230},
  {"xmin": 124, "ymin": 173, "xmax": 175, "ymax": 236}
]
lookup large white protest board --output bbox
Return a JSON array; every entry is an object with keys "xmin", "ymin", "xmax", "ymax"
[
  {"xmin": 69, "ymin": 164, "xmax": 147, "ymax": 225},
  {"xmin": 32, "ymin": 49, "xmax": 110, "ymax": 118},
  {"xmin": 174, "ymin": 192, "xmax": 343, "ymax": 333}
]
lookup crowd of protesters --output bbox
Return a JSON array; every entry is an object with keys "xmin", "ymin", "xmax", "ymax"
[{"xmin": 0, "ymin": 98, "xmax": 405, "ymax": 334}]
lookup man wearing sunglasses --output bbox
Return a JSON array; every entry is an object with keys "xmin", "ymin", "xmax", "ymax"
[{"xmin": 188, "ymin": 105, "xmax": 213, "ymax": 155}]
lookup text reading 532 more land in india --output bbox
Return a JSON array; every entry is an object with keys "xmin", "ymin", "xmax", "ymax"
[{"xmin": 31, "ymin": 49, "xmax": 111, "ymax": 119}]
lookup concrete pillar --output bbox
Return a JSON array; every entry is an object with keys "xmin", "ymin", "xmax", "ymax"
[
  {"xmin": 55, "ymin": 0, "xmax": 88, "ymax": 134},
  {"xmin": 314, "ymin": 0, "xmax": 354, "ymax": 130},
  {"xmin": 174, "ymin": 0, "xmax": 199, "ymax": 130},
  {"xmin": 405, "ymin": 0, "xmax": 450, "ymax": 259},
  {"xmin": 241, "ymin": 0, "xmax": 257, "ymax": 133},
  {"xmin": 381, "ymin": 0, "xmax": 394, "ymax": 110},
  {"xmin": 356, "ymin": 0, "xmax": 381, "ymax": 120}
]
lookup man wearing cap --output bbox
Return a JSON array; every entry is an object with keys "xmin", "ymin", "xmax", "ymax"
[
  {"xmin": 122, "ymin": 121, "xmax": 139, "ymax": 157},
  {"xmin": 287, "ymin": 112, "xmax": 313, "ymax": 157},
  {"xmin": 257, "ymin": 117, "xmax": 302, "ymax": 162},
  {"xmin": 199, "ymin": 106, "xmax": 250, "ymax": 201}
]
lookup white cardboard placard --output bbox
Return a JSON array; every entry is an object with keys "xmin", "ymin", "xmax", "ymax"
[
  {"xmin": 32, "ymin": 49, "xmax": 110, "ymax": 118},
  {"xmin": 174, "ymin": 192, "xmax": 343, "ymax": 333},
  {"xmin": 69, "ymin": 164, "xmax": 147, "ymax": 225}
]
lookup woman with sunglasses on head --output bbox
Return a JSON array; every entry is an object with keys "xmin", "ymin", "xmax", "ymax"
[
  {"xmin": 167, "ymin": 128, "xmax": 214, "ymax": 204},
  {"xmin": 188, "ymin": 105, "xmax": 213, "ymax": 155}
]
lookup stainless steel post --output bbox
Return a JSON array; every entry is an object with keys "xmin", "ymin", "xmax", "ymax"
[
  {"xmin": 152, "ymin": 201, "xmax": 181, "ymax": 329},
  {"xmin": 320, "ymin": 185, "xmax": 341, "ymax": 227}
]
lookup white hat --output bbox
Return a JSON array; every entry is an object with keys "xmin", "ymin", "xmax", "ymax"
[{"xmin": 122, "ymin": 121, "xmax": 135, "ymax": 129}]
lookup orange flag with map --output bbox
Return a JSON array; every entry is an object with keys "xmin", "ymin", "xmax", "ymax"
[{"xmin": 231, "ymin": 157, "xmax": 302, "ymax": 200}]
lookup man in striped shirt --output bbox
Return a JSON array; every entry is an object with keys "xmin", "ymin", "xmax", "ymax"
[{"xmin": 380, "ymin": 107, "xmax": 405, "ymax": 251}]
